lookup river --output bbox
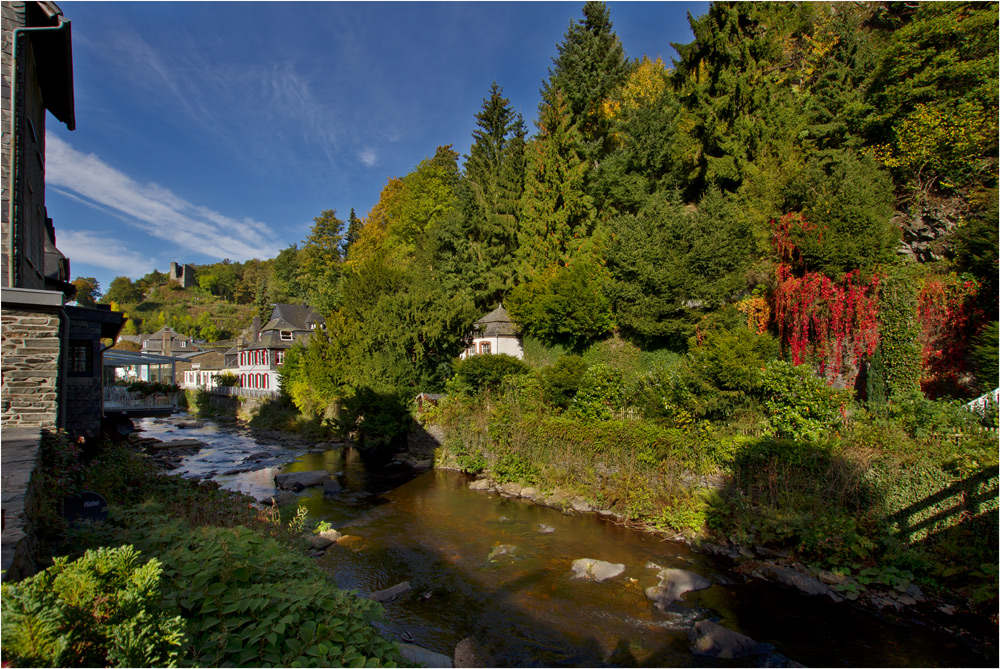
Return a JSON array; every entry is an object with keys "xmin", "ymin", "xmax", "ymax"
[{"xmin": 137, "ymin": 415, "xmax": 995, "ymax": 667}]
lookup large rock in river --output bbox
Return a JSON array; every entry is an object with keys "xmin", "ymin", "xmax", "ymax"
[
  {"xmin": 274, "ymin": 470, "xmax": 331, "ymax": 491},
  {"xmin": 645, "ymin": 568, "xmax": 712, "ymax": 609},
  {"xmin": 689, "ymin": 620, "xmax": 770, "ymax": 659},
  {"xmin": 571, "ymin": 558, "xmax": 625, "ymax": 582}
]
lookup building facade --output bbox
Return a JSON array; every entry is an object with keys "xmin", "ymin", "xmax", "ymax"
[
  {"xmin": 238, "ymin": 303, "xmax": 324, "ymax": 390},
  {"xmin": 460, "ymin": 305, "xmax": 524, "ymax": 360}
]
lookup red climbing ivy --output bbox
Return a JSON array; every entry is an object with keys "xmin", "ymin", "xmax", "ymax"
[
  {"xmin": 917, "ymin": 274, "xmax": 984, "ymax": 397},
  {"xmin": 773, "ymin": 264, "xmax": 882, "ymax": 384},
  {"xmin": 770, "ymin": 214, "xmax": 881, "ymax": 386}
]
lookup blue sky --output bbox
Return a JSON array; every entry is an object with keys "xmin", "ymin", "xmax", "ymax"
[{"xmin": 48, "ymin": 1, "xmax": 708, "ymax": 292}]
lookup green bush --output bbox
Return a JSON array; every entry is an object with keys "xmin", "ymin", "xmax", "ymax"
[
  {"xmin": 570, "ymin": 363, "xmax": 628, "ymax": 420},
  {"xmin": 539, "ymin": 355, "xmax": 588, "ymax": 410},
  {"xmin": 758, "ymin": 361, "xmax": 848, "ymax": 441},
  {"xmin": 447, "ymin": 353, "xmax": 531, "ymax": 397},
  {"xmin": 1, "ymin": 545, "xmax": 185, "ymax": 668},
  {"xmin": 688, "ymin": 325, "xmax": 779, "ymax": 393}
]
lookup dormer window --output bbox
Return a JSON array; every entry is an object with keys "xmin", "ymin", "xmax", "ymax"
[
  {"xmin": 280, "ymin": 331, "xmax": 293, "ymax": 341},
  {"xmin": 310, "ymin": 323, "xmax": 316, "ymax": 330},
  {"xmin": 179, "ymin": 341, "xmax": 186, "ymax": 348}
]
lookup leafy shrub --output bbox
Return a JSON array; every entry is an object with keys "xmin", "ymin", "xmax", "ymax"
[
  {"xmin": 339, "ymin": 387, "xmax": 411, "ymax": 450},
  {"xmin": 1, "ymin": 545, "xmax": 185, "ymax": 668},
  {"xmin": 96, "ymin": 507, "xmax": 401, "ymax": 668},
  {"xmin": 758, "ymin": 361, "xmax": 848, "ymax": 441},
  {"xmin": 539, "ymin": 355, "xmax": 588, "ymax": 409},
  {"xmin": 447, "ymin": 353, "xmax": 531, "ymax": 397},
  {"xmin": 688, "ymin": 325, "xmax": 779, "ymax": 393},
  {"xmin": 570, "ymin": 363, "xmax": 628, "ymax": 420}
]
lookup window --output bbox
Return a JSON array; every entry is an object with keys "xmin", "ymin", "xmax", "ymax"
[
  {"xmin": 68, "ymin": 340, "xmax": 93, "ymax": 376},
  {"xmin": 276, "ymin": 350, "xmax": 285, "ymax": 366},
  {"xmin": 179, "ymin": 341, "xmax": 187, "ymax": 348},
  {"xmin": 479, "ymin": 342, "xmax": 491, "ymax": 355},
  {"xmin": 310, "ymin": 323, "xmax": 316, "ymax": 330},
  {"xmin": 280, "ymin": 331, "xmax": 293, "ymax": 341}
]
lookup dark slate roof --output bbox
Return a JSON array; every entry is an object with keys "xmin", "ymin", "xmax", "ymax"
[
  {"xmin": 266, "ymin": 304, "xmax": 325, "ymax": 331},
  {"xmin": 474, "ymin": 305, "xmax": 519, "ymax": 337}
]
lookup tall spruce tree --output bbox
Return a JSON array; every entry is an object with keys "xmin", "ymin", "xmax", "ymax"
[
  {"xmin": 456, "ymin": 82, "xmax": 527, "ymax": 309},
  {"xmin": 517, "ymin": 92, "xmax": 596, "ymax": 278},
  {"xmin": 541, "ymin": 0, "xmax": 629, "ymax": 208}
]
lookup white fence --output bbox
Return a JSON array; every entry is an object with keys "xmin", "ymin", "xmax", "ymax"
[{"xmin": 209, "ymin": 386, "xmax": 280, "ymax": 400}]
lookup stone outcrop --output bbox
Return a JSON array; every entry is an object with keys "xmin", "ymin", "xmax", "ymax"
[
  {"xmin": 688, "ymin": 620, "xmax": 769, "ymax": 659},
  {"xmin": 645, "ymin": 568, "xmax": 712, "ymax": 609},
  {"xmin": 571, "ymin": 558, "xmax": 625, "ymax": 582}
]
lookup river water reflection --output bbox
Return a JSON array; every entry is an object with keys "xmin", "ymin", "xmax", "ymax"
[{"xmin": 137, "ymin": 416, "xmax": 993, "ymax": 667}]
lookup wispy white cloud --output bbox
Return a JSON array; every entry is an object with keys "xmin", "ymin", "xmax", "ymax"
[
  {"xmin": 46, "ymin": 133, "xmax": 282, "ymax": 262},
  {"xmin": 57, "ymin": 230, "xmax": 156, "ymax": 279},
  {"xmin": 358, "ymin": 147, "xmax": 378, "ymax": 167}
]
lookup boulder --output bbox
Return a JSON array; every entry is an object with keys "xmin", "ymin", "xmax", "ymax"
[
  {"xmin": 317, "ymin": 528, "xmax": 342, "ymax": 542},
  {"xmin": 498, "ymin": 482, "xmax": 522, "ymax": 496},
  {"xmin": 259, "ymin": 491, "xmax": 297, "ymax": 508},
  {"xmin": 468, "ymin": 478, "xmax": 493, "ymax": 491},
  {"xmin": 454, "ymin": 637, "xmax": 496, "ymax": 668},
  {"xmin": 370, "ymin": 581, "xmax": 412, "ymax": 602},
  {"xmin": 151, "ymin": 439, "xmax": 205, "ymax": 451},
  {"xmin": 689, "ymin": 620, "xmax": 770, "ymax": 659},
  {"xmin": 308, "ymin": 534, "xmax": 334, "ymax": 550},
  {"xmin": 176, "ymin": 421, "xmax": 204, "ymax": 429},
  {"xmin": 397, "ymin": 642, "xmax": 453, "ymax": 668},
  {"xmin": 537, "ymin": 524, "xmax": 555, "ymax": 534},
  {"xmin": 520, "ymin": 486, "xmax": 539, "ymax": 500},
  {"xmin": 322, "ymin": 478, "xmax": 343, "ymax": 494},
  {"xmin": 645, "ymin": 569, "xmax": 711, "ymax": 610},
  {"xmin": 569, "ymin": 496, "xmax": 593, "ymax": 513},
  {"xmin": 274, "ymin": 470, "xmax": 331, "ymax": 491},
  {"xmin": 755, "ymin": 564, "xmax": 831, "ymax": 597},
  {"xmin": 571, "ymin": 558, "xmax": 625, "ymax": 582}
]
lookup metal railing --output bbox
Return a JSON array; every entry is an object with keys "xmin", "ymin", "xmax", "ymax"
[
  {"xmin": 209, "ymin": 386, "xmax": 280, "ymax": 399},
  {"xmin": 103, "ymin": 387, "xmax": 180, "ymax": 411}
]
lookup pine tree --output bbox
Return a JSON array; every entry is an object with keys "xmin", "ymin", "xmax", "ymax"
[
  {"xmin": 455, "ymin": 82, "xmax": 527, "ymax": 308},
  {"xmin": 343, "ymin": 208, "xmax": 363, "ymax": 258},
  {"xmin": 541, "ymin": 1, "xmax": 629, "ymax": 170},
  {"xmin": 517, "ymin": 93, "xmax": 595, "ymax": 278}
]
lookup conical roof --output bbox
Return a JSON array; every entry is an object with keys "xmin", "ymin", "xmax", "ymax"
[{"xmin": 474, "ymin": 305, "xmax": 518, "ymax": 337}]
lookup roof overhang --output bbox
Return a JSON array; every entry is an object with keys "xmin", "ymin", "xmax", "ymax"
[
  {"xmin": 25, "ymin": 2, "xmax": 75, "ymax": 130},
  {"xmin": 103, "ymin": 350, "xmax": 185, "ymax": 367}
]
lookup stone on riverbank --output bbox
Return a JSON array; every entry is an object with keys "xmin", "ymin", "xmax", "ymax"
[
  {"xmin": 274, "ymin": 470, "xmax": 331, "ymax": 490},
  {"xmin": 323, "ymin": 478, "xmax": 343, "ymax": 494},
  {"xmin": 469, "ymin": 478, "xmax": 493, "ymax": 491},
  {"xmin": 753, "ymin": 563, "xmax": 832, "ymax": 597},
  {"xmin": 571, "ymin": 558, "xmax": 625, "ymax": 582},
  {"xmin": 370, "ymin": 581, "xmax": 412, "ymax": 602},
  {"xmin": 645, "ymin": 568, "xmax": 712, "ymax": 609},
  {"xmin": 150, "ymin": 439, "xmax": 206, "ymax": 451}
]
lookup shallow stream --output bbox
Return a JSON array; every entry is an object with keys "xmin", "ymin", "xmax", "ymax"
[{"xmin": 138, "ymin": 416, "xmax": 994, "ymax": 667}]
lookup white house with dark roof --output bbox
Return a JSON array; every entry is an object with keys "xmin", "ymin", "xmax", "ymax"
[
  {"xmin": 237, "ymin": 304, "xmax": 325, "ymax": 390},
  {"xmin": 460, "ymin": 305, "xmax": 523, "ymax": 360}
]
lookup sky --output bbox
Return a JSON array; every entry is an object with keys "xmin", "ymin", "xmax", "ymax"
[{"xmin": 47, "ymin": 1, "xmax": 708, "ymax": 293}]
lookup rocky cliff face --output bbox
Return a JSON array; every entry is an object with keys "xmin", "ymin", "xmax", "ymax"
[{"xmin": 893, "ymin": 195, "xmax": 968, "ymax": 263}]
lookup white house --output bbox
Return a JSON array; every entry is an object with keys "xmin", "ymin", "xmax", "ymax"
[{"xmin": 460, "ymin": 305, "xmax": 524, "ymax": 360}]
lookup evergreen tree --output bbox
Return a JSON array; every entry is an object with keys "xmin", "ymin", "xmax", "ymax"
[
  {"xmin": 343, "ymin": 208, "xmax": 363, "ymax": 258},
  {"xmin": 541, "ymin": 1, "xmax": 629, "ymax": 171},
  {"xmin": 517, "ymin": 93, "xmax": 596, "ymax": 278},
  {"xmin": 451, "ymin": 82, "xmax": 527, "ymax": 309}
]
